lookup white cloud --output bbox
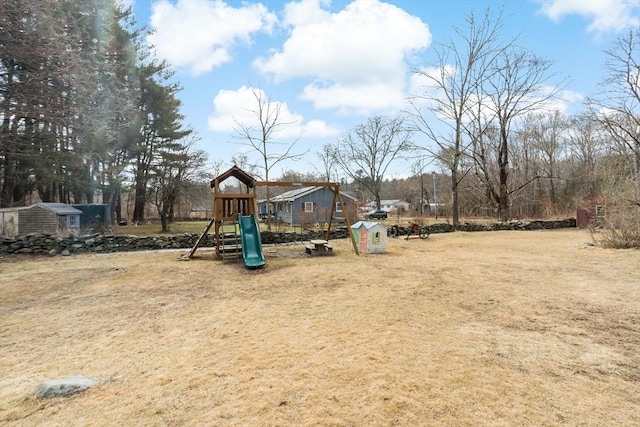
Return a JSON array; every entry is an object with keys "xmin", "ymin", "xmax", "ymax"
[
  {"xmin": 207, "ymin": 86, "xmax": 340, "ymax": 139},
  {"xmin": 254, "ymin": 0, "xmax": 431, "ymax": 114},
  {"xmin": 535, "ymin": 0, "xmax": 640, "ymax": 33},
  {"xmin": 532, "ymin": 86, "xmax": 585, "ymax": 114},
  {"xmin": 301, "ymin": 82, "xmax": 407, "ymax": 115},
  {"xmin": 148, "ymin": 0, "xmax": 276, "ymax": 75}
]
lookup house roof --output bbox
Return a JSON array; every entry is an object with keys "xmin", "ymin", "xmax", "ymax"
[
  {"xmin": 351, "ymin": 221, "xmax": 388, "ymax": 229},
  {"xmin": 268, "ymin": 186, "xmax": 357, "ymax": 202},
  {"xmin": 270, "ymin": 186, "xmax": 320, "ymax": 202},
  {"xmin": 376, "ymin": 199, "xmax": 408, "ymax": 205},
  {"xmin": 36, "ymin": 203, "xmax": 83, "ymax": 215},
  {"xmin": 0, "ymin": 206, "xmax": 29, "ymax": 213}
]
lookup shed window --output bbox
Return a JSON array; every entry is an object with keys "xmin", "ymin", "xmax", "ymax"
[
  {"xmin": 335, "ymin": 202, "xmax": 343, "ymax": 212},
  {"xmin": 67, "ymin": 215, "xmax": 79, "ymax": 227},
  {"xmin": 595, "ymin": 205, "xmax": 605, "ymax": 217},
  {"xmin": 304, "ymin": 202, "xmax": 314, "ymax": 213}
]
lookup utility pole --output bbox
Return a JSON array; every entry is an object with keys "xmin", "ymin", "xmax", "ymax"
[
  {"xmin": 432, "ymin": 171, "xmax": 437, "ymax": 219},
  {"xmin": 420, "ymin": 172, "xmax": 424, "ymax": 215}
]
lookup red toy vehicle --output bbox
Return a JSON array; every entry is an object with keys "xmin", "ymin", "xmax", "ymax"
[{"xmin": 406, "ymin": 221, "xmax": 430, "ymax": 240}]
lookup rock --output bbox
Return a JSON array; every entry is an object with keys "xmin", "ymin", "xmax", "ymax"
[{"xmin": 35, "ymin": 375, "xmax": 97, "ymax": 399}]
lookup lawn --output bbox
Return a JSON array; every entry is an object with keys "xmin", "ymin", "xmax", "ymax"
[{"xmin": 1, "ymin": 229, "xmax": 638, "ymax": 426}]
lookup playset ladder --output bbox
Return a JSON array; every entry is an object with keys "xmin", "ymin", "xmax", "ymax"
[{"xmin": 220, "ymin": 220, "xmax": 242, "ymax": 261}]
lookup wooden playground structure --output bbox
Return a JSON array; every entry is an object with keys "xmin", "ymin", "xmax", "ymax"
[{"xmin": 186, "ymin": 166, "xmax": 359, "ymax": 264}]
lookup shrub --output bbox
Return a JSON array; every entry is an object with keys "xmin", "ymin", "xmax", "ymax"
[{"xmin": 589, "ymin": 175, "xmax": 640, "ymax": 249}]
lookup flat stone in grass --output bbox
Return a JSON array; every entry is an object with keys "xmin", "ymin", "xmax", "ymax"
[{"xmin": 36, "ymin": 375, "xmax": 97, "ymax": 399}]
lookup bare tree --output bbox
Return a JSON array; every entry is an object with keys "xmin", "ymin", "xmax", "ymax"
[
  {"xmin": 411, "ymin": 157, "xmax": 432, "ymax": 215},
  {"xmin": 523, "ymin": 110, "xmax": 567, "ymax": 210},
  {"xmin": 233, "ymin": 87, "xmax": 307, "ymax": 228},
  {"xmin": 233, "ymin": 87, "xmax": 307, "ymax": 181},
  {"xmin": 407, "ymin": 7, "xmax": 506, "ymax": 229},
  {"xmin": 586, "ymin": 28, "xmax": 640, "ymax": 248},
  {"xmin": 333, "ymin": 116, "xmax": 414, "ymax": 209},
  {"xmin": 315, "ymin": 143, "xmax": 339, "ymax": 182},
  {"xmin": 588, "ymin": 28, "xmax": 640, "ymax": 175},
  {"xmin": 566, "ymin": 114, "xmax": 605, "ymax": 198},
  {"xmin": 470, "ymin": 45, "xmax": 563, "ymax": 221}
]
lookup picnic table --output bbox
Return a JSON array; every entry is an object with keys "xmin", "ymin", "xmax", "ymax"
[{"xmin": 305, "ymin": 239, "xmax": 334, "ymax": 256}]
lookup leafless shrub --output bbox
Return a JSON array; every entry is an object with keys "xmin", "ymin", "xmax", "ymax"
[{"xmin": 589, "ymin": 175, "xmax": 640, "ymax": 248}]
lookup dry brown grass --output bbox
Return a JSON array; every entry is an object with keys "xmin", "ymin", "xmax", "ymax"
[{"xmin": 1, "ymin": 230, "xmax": 638, "ymax": 426}]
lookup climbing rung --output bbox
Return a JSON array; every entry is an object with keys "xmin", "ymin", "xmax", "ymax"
[{"xmin": 219, "ymin": 220, "xmax": 241, "ymax": 260}]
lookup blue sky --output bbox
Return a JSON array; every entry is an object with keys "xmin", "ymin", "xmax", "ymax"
[{"xmin": 124, "ymin": 0, "xmax": 640, "ymax": 179}]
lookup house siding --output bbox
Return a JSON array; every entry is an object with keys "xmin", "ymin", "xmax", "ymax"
[
  {"xmin": 293, "ymin": 189, "xmax": 339, "ymax": 226},
  {"xmin": 267, "ymin": 187, "xmax": 354, "ymax": 226},
  {"xmin": 18, "ymin": 206, "xmax": 57, "ymax": 234}
]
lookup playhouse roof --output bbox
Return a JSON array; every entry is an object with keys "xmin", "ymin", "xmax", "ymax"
[
  {"xmin": 351, "ymin": 221, "xmax": 387, "ymax": 230},
  {"xmin": 210, "ymin": 165, "xmax": 256, "ymax": 189}
]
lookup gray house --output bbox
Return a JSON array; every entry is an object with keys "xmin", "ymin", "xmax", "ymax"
[
  {"xmin": 0, "ymin": 203, "xmax": 82, "ymax": 237},
  {"xmin": 258, "ymin": 186, "xmax": 357, "ymax": 226}
]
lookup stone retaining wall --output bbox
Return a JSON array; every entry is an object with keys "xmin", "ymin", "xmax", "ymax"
[{"xmin": 0, "ymin": 219, "xmax": 576, "ymax": 256}]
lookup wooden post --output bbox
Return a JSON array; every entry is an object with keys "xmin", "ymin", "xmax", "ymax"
[
  {"xmin": 325, "ymin": 187, "xmax": 338, "ymax": 240},
  {"xmin": 335, "ymin": 187, "xmax": 359, "ymax": 255}
]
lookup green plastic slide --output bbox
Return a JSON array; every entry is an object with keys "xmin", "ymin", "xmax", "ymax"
[{"xmin": 238, "ymin": 214, "xmax": 266, "ymax": 269}]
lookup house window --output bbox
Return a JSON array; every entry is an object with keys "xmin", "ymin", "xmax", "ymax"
[
  {"xmin": 67, "ymin": 215, "xmax": 79, "ymax": 228},
  {"xmin": 304, "ymin": 202, "xmax": 314, "ymax": 213},
  {"xmin": 335, "ymin": 202, "xmax": 343, "ymax": 212},
  {"xmin": 595, "ymin": 205, "xmax": 605, "ymax": 217}
]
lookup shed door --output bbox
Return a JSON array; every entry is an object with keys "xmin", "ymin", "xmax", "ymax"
[{"xmin": 58, "ymin": 215, "xmax": 68, "ymax": 233}]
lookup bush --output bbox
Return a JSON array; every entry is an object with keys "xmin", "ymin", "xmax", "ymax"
[{"xmin": 589, "ymin": 175, "xmax": 640, "ymax": 249}]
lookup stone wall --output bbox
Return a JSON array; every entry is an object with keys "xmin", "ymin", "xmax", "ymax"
[
  {"xmin": 0, "ymin": 219, "xmax": 576, "ymax": 256},
  {"xmin": 456, "ymin": 218, "xmax": 576, "ymax": 232},
  {"xmin": 0, "ymin": 228, "xmax": 351, "ymax": 256}
]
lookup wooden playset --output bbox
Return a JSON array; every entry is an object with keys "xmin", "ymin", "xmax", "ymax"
[{"xmin": 186, "ymin": 166, "xmax": 359, "ymax": 267}]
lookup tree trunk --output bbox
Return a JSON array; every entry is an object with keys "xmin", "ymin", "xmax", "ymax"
[
  {"xmin": 451, "ymin": 167, "xmax": 459, "ymax": 230},
  {"xmin": 497, "ymin": 128, "xmax": 510, "ymax": 221},
  {"xmin": 132, "ymin": 179, "xmax": 147, "ymax": 222},
  {"xmin": 160, "ymin": 213, "xmax": 169, "ymax": 233}
]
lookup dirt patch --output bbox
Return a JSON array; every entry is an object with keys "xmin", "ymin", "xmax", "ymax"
[{"xmin": 1, "ymin": 230, "xmax": 638, "ymax": 426}]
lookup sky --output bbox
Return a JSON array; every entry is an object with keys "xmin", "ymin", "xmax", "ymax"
[{"xmin": 124, "ymin": 0, "xmax": 640, "ymax": 179}]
